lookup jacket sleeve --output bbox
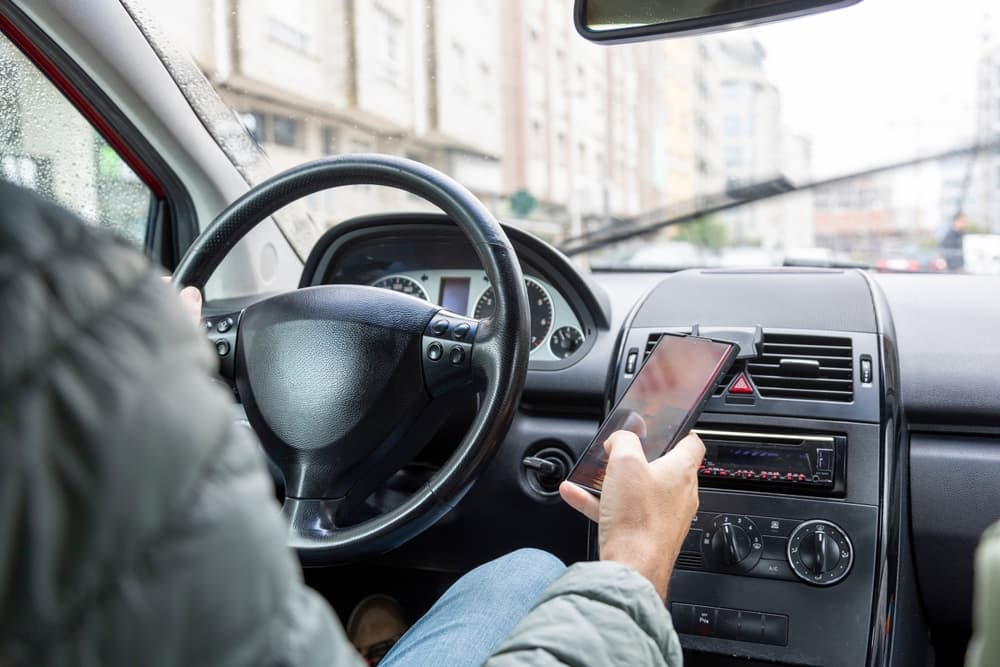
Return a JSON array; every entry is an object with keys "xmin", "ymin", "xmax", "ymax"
[
  {"xmin": 484, "ymin": 561, "xmax": 683, "ymax": 667},
  {"xmin": 967, "ymin": 522, "xmax": 1000, "ymax": 667},
  {"xmin": 0, "ymin": 182, "xmax": 362, "ymax": 667}
]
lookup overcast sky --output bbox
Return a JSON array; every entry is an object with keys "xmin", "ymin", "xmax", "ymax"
[{"xmin": 732, "ymin": 0, "xmax": 995, "ymax": 177}]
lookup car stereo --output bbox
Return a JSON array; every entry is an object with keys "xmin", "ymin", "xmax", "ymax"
[{"xmin": 692, "ymin": 428, "xmax": 847, "ymax": 496}]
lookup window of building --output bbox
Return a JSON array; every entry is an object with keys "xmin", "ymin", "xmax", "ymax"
[
  {"xmin": 0, "ymin": 36, "xmax": 152, "ymax": 246},
  {"xmin": 374, "ymin": 4, "xmax": 404, "ymax": 85},
  {"xmin": 348, "ymin": 137, "xmax": 374, "ymax": 154},
  {"xmin": 272, "ymin": 114, "xmax": 302, "ymax": 148},
  {"xmin": 266, "ymin": 17, "xmax": 310, "ymax": 56},
  {"xmin": 452, "ymin": 41, "xmax": 469, "ymax": 95},
  {"xmin": 322, "ymin": 126, "xmax": 339, "ymax": 155}
]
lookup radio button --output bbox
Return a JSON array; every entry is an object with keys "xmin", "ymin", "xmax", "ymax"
[
  {"xmin": 816, "ymin": 448, "xmax": 834, "ymax": 471},
  {"xmin": 716, "ymin": 608, "xmax": 741, "ymax": 640},
  {"xmin": 669, "ymin": 603, "xmax": 695, "ymax": 633},
  {"xmin": 761, "ymin": 614, "xmax": 789, "ymax": 646},
  {"xmin": 748, "ymin": 516, "xmax": 796, "ymax": 537},
  {"xmin": 748, "ymin": 558, "xmax": 796, "ymax": 581},
  {"xmin": 762, "ymin": 535, "xmax": 788, "ymax": 560},
  {"xmin": 692, "ymin": 606, "xmax": 717, "ymax": 636}
]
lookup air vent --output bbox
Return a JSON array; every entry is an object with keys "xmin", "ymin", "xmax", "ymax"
[
  {"xmin": 643, "ymin": 332, "xmax": 853, "ymax": 403},
  {"xmin": 676, "ymin": 552, "xmax": 704, "ymax": 570},
  {"xmin": 747, "ymin": 333, "xmax": 853, "ymax": 402}
]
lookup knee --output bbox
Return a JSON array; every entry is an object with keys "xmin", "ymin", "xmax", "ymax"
[{"xmin": 491, "ymin": 548, "xmax": 566, "ymax": 588}]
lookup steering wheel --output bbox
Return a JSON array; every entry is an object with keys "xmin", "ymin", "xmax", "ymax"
[{"xmin": 173, "ymin": 154, "xmax": 529, "ymax": 564}]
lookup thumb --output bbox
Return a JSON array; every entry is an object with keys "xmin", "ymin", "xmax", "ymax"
[{"xmin": 559, "ymin": 481, "xmax": 600, "ymax": 522}]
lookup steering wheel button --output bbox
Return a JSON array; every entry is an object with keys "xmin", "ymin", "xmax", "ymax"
[
  {"xmin": 449, "ymin": 346, "xmax": 465, "ymax": 365},
  {"xmin": 216, "ymin": 317, "xmax": 234, "ymax": 333},
  {"xmin": 215, "ymin": 340, "xmax": 230, "ymax": 356},
  {"xmin": 427, "ymin": 342, "xmax": 443, "ymax": 361},
  {"xmin": 431, "ymin": 318, "xmax": 450, "ymax": 335},
  {"xmin": 452, "ymin": 322, "xmax": 471, "ymax": 340}
]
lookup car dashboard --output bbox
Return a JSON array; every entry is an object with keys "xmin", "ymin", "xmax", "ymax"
[{"xmin": 282, "ymin": 212, "xmax": 1000, "ymax": 667}]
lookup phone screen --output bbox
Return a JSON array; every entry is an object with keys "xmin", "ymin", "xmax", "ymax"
[{"xmin": 567, "ymin": 334, "xmax": 736, "ymax": 494}]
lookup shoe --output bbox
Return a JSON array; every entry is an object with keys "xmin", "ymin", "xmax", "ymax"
[{"xmin": 346, "ymin": 594, "xmax": 408, "ymax": 665}]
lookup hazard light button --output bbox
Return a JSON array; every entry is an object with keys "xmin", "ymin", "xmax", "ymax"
[{"xmin": 729, "ymin": 373, "xmax": 754, "ymax": 395}]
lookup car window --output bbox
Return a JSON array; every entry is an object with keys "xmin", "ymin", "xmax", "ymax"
[{"xmin": 0, "ymin": 33, "xmax": 153, "ymax": 247}]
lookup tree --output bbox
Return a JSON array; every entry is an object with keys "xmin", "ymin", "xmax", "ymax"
[{"xmin": 673, "ymin": 216, "xmax": 727, "ymax": 250}]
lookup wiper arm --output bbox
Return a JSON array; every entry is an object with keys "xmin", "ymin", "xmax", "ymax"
[{"xmin": 560, "ymin": 141, "xmax": 1000, "ymax": 257}]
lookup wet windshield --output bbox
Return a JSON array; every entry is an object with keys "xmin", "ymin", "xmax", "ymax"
[{"xmin": 131, "ymin": 0, "xmax": 1000, "ymax": 274}]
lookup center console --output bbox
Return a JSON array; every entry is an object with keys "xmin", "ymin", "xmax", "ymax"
[{"xmin": 596, "ymin": 269, "xmax": 894, "ymax": 667}]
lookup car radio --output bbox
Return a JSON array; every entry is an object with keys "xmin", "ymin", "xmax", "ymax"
[{"xmin": 692, "ymin": 428, "xmax": 847, "ymax": 496}]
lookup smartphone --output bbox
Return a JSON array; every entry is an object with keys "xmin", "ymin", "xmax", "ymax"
[{"xmin": 567, "ymin": 333, "xmax": 737, "ymax": 495}]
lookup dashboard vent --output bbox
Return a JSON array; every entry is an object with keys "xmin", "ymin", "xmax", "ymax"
[
  {"xmin": 676, "ymin": 552, "xmax": 704, "ymax": 570},
  {"xmin": 747, "ymin": 333, "xmax": 854, "ymax": 402},
  {"xmin": 643, "ymin": 332, "xmax": 854, "ymax": 403}
]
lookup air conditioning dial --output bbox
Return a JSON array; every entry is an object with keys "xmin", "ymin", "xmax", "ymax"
[
  {"xmin": 787, "ymin": 520, "xmax": 853, "ymax": 585},
  {"xmin": 701, "ymin": 514, "xmax": 762, "ymax": 572}
]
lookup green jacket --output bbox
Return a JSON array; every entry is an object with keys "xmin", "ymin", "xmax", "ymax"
[
  {"xmin": 968, "ymin": 522, "xmax": 1000, "ymax": 667},
  {"xmin": 0, "ymin": 181, "xmax": 682, "ymax": 666}
]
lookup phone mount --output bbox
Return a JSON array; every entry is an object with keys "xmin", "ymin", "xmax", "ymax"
[{"xmin": 691, "ymin": 325, "xmax": 763, "ymax": 360}]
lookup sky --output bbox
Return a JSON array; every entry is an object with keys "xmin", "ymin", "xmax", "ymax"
[{"xmin": 726, "ymin": 0, "xmax": 996, "ymax": 177}]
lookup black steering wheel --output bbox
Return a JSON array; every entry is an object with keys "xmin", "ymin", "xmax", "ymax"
[{"xmin": 173, "ymin": 154, "xmax": 529, "ymax": 564}]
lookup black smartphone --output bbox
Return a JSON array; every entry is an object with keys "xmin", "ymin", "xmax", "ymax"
[{"xmin": 567, "ymin": 333, "xmax": 737, "ymax": 495}]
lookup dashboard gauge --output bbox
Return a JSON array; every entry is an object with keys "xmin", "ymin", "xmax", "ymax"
[
  {"xmin": 549, "ymin": 326, "xmax": 585, "ymax": 359},
  {"xmin": 371, "ymin": 274, "xmax": 429, "ymax": 301},
  {"xmin": 474, "ymin": 278, "xmax": 553, "ymax": 351}
]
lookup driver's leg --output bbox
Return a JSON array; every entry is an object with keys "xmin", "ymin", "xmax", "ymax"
[{"xmin": 379, "ymin": 548, "xmax": 565, "ymax": 667}]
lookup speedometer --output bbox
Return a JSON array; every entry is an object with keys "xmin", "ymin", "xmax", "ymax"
[
  {"xmin": 473, "ymin": 277, "xmax": 553, "ymax": 351},
  {"xmin": 371, "ymin": 274, "xmax": 429, "ymax": 301}
]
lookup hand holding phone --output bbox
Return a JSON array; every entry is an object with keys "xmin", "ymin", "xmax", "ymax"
[
  {"xmin": 559, "ymin": 430, "xmax": 707, "ymax": 600},
  {"xmin": 567, "ymin": 334, "xmax": 736, "ymax": 495}
]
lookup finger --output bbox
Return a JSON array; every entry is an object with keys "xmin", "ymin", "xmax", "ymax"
[
  {"xmin": 559, "ymin": 481, "xmax": 601, "ymax": 522},
  {"xmin": 179, "ymin": 286, "xmax": 203, "ymax": 322},
  {"xmin": 603, "ymin": 429, "xmax": 643, "ymax": 456},
  {"xmin": 657, "ymin": 432, "xmax": 705, "ymax": 471}
]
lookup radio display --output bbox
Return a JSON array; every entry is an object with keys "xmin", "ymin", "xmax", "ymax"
[{"xmin": 708, "ymin": 446, "xmax": 814, "ymax": 476}]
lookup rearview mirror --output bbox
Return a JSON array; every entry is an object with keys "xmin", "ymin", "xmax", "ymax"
[{"xmin": 574, "ymin": 0, "xmax": 860, "ymax": 43}]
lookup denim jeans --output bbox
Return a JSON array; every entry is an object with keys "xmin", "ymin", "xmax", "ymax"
[{"xmin": 380, "ymin": 548, "xmax": 566, "ymax": 667}]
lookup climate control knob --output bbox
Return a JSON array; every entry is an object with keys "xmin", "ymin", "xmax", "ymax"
[
  {"xmin": 711, "ymin": 523, "xmax": 751, "ymax": 566},
  {"xmin": 701, "ymin": 514, "xmax": 762, "ymax": 572},
  {"xmin": 787, "ymin": 520, "xmax": 853, "ymax": 585}
]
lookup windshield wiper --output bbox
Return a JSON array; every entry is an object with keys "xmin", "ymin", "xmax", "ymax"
[{"xmin": 559, "ymin": 140, "xmax": 1000, "ymax": 257}]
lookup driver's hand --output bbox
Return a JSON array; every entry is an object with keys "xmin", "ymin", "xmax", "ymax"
[
  {"xmin": 559, "ymin": 430, "xmax": 705, "ymax": 600},
  {"xmin": 178, "ymin": 286, "xmax": 203, "ymax": 323},
  {"xmin": 161, "ymin": 276, "xmax": 203, "ymax": 323}
]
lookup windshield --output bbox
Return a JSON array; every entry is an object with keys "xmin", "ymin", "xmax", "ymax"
[{"xmin": 132, "ymin": 0, "xmax": 1000, "ymax": 275}]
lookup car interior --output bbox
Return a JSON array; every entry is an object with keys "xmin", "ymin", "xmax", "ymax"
[{"xmin": 3, "ymin": 0, "xmax": 1000, "ymax": 665}]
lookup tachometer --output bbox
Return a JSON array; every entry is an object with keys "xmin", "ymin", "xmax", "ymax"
[
  {"xmin": 371, "ymin": 274, "xmax": 429, "ymax": 301},
  {"xmin": 549, "ymin": 326, "xmax": 584, "ymax": 359},
  {"xmin": 474, "ymin": 277, "xmax": 553, "ymax": 351}
]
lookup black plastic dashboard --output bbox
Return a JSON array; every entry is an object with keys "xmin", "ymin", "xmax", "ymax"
[{"xmin": 287, "ymin": 213, "xmax": 1000, "ymax": 666}]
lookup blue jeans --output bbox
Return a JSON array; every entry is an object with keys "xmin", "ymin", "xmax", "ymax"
[{"xmin": 380, "ymin": 548, "xmax": 566, "ymax": 666}]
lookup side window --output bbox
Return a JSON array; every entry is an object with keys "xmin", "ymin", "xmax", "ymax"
[{"xmin": 0, "ymin": 33, "xmax": 153, "ymax": 246}]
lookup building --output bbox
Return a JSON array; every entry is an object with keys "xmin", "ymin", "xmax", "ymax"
[
  {"xmin": 152, "ymin": 0, "xmax": 503, "ymax": 226},
  {"xmin": 813, "ymin": 174, "xmax": 896, "ymax": 257},
  {"xmin": 501, "ymin": 0, "xmax": 611, "ymax": 239},
  {"xmin": 714, "ymin": 37, "xmax": 814, "ymax": 252}
]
